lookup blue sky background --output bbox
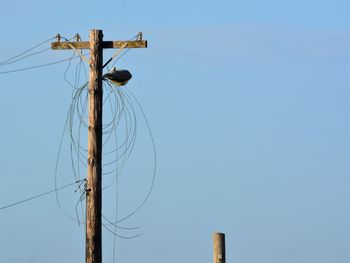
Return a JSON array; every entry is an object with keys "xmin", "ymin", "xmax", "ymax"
[{"xmin": 0, "ymin": 0, "xmax": 349, "ymax": 262}]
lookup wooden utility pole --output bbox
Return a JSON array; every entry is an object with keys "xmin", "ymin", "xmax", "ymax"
[
  {"xmin": 85, "ymin": 29, "xmax": 103, "ymax": 263},
  {"xmin": 52, "ymin": 29, "xmax": 147, "ymax": 263},
  {"xmin": 213, "ymin": 232, "xmax": 226, "ymax": 263}
]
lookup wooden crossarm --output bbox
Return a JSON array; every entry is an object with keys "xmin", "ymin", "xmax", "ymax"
[{"xmin": 51, "ymin": 40, "xmax": 147, "ymax": 50}]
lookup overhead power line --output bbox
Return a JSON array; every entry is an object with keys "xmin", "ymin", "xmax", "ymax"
[
  {"xmin": 0, "ymin": 36, "xmax": 56, "ymax": 66},
  {"xmin": 0, "ymin": 35, "xmax": 83, "ymax": 75},
  {"xmin": 0, "ymin": 179, "xmax": 85, "ymax": 210},
  {"xmin": 0, "ymin": 55, "xmax": 83, "ymax": 75}
]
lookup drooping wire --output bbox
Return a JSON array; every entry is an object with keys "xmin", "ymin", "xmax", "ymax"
[
  {"xmin": 54, "ymin": 35, "xmax": 156, "ymax": 249},
  {"xmin": 0, "ymin": 46, "xmax": 52, "ymax": 66},
  {"xmin": 112, "ymin": 106, "xmax": 119, "ymax": 263},
  {"xmin": 0, "ymin": 36, "xmax": 86, "ymax": 75},
  {"xmin": 55, "ymin": 81, "xmax": 89, "ymax": 222},
  {"xmin": 54, "ymin": 46, "xmax": 90, "ymax": 222},
  {"xmin": 0, "ymin": 179, "xmax": 85, "ymax": 210},
  {"xmin": 0, "ymin": 36, "xmax": 56, "ymax": 66},
  {"xmin": 103, "ymin": 224, "xmax": 141, "ymax": 239},
  {"xmin": 113, "ymin": 87, "xmax": 157, "ymax": 224},
  {"xmin": 56, "ymin": 80, "xmax": 156, "ymax": 223},
  {"xmin": 0, "ymin": 55, "xmax": 84, "ymax": 75},
  {"xmin": 101, "ymin": 81, "xmax": 138, "ymax": 179}
]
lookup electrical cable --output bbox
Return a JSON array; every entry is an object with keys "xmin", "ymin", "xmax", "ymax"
[
  {"xmin": 103, "ymin": 224, "xmax": 140, "ymax": 239},
  {"xmin": 0, "ymin": 36, "xmax": 56, "ymax": 66},
  {"xmin": 0, "ymin": 46, "xmax": 51, "ymax": 67},
  {"xmin": 104, "ymin": 34, "xmax": 139, "ymax": 70},
  {"xmin": 0, "ymin": 179, "xmax": 84, "ymax": 210},
  {"xmin": 0, "ymin": 55, "xmax": 83, "ymax": 75},
  {"xmin": 114, "ymin": 87, "xmax": 157, "ymax": 224}
]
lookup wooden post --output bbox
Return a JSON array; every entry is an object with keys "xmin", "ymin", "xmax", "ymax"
[
  {"xmin": 213, "ymin": 232, "xmax": 226, "ymax": 263},
  {"xmin": 86, "ymin": 29, "xmax": 103, "ymax": 263}
]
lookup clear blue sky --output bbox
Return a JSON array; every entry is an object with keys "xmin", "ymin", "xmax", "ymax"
[{"xmin": 0, "ymin": 0, "xmax": 349, "ymax": 262}]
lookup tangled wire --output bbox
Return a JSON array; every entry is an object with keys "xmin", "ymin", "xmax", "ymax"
[{"xmin": 54, "ymin": 36, "xmax": 156, "ymax": 244}]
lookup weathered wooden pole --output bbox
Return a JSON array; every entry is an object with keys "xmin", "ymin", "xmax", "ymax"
[
  {"xmin": 86, "ymin": 29, "xmax": 103, "ymax": 263},
  {"xmin": 213, "ymin": 232, "xmax": 226, "ymax": 263}
]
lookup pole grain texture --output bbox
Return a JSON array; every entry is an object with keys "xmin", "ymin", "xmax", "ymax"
[
  {"xmin": 213, "ymin": 232, "xmax": 226, "ymax": 263},
  {"xmin": 86, "ymin": 29, "xmax": 103, "ymax": 263}
]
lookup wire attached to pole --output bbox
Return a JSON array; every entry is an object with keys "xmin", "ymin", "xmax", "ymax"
[{"xmin": 0, "ymin": 179, "xmax": 85, "ymax": 210}]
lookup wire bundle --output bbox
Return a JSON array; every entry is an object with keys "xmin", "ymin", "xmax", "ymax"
[{"xmin": 54, "ymin": 36, "xmax": 157, "ymax": 242}]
